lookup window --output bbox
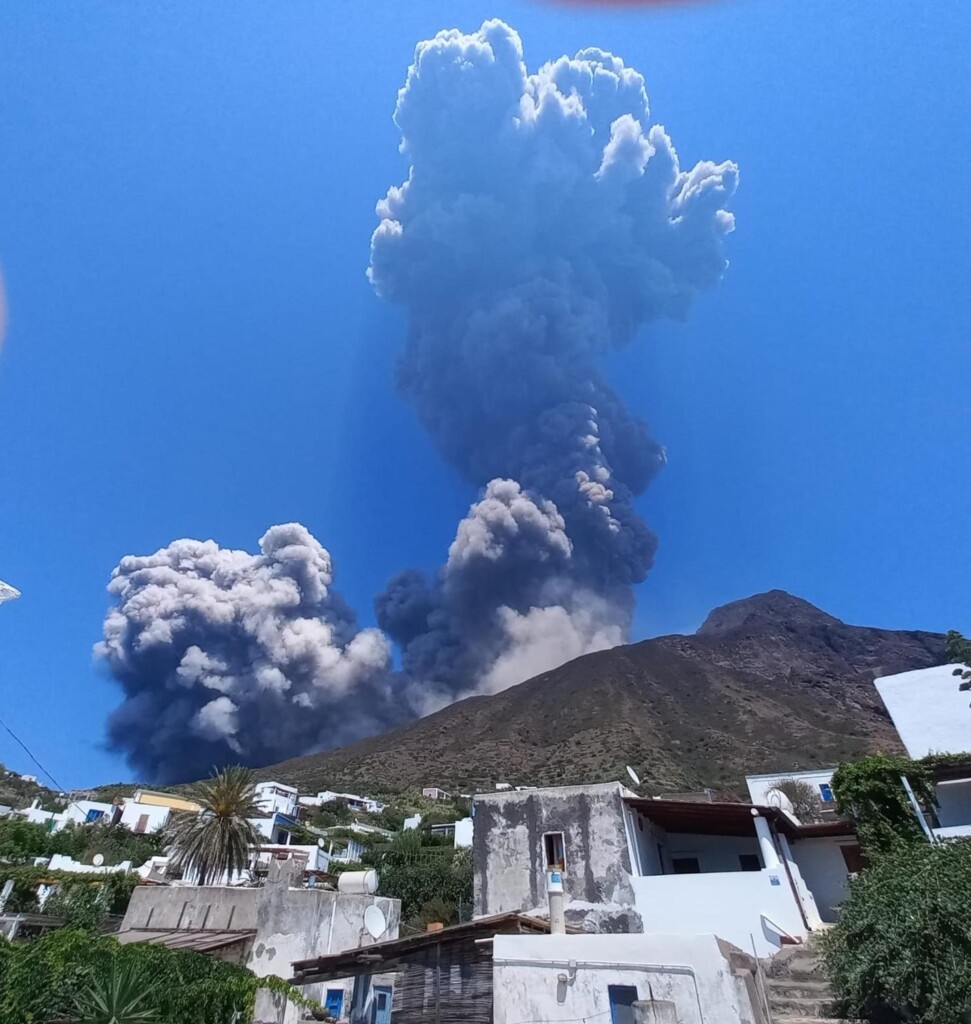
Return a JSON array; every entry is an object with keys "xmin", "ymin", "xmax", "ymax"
[
  {"xmin": 671, "ymin": 856, "xmax": 700, "ymax": 874},
  {"xmin": 739, "ymin": 853, "xmax": 761, "ymax": 872},
  {"xmin": 819, "ymin": 783, "xmax": 834, "ymax": 803},
  {"xmin": 543, "ymin": 832, "xmax": 565, "ymax": 871}
]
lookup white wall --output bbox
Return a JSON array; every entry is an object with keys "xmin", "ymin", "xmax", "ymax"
[
  {"xmin": 629, "ymin": 867, "xmax": 807, "ymax": 956},
  {"xmin": 454, "ymin": 817, "xmax": 473, "ymax": 847},
  {"xmin": 789, "ymin": 837, "xmax": 855, "ymax": 923},
  {"xmin": 493, "ymin": 933, "xmax": 759, "ymax": 1024},
  {"xmin": 876, "ymin": 664, "xmax": 971, "ymax": 757},
  {"xmin": 746, "ymin": 769, "xmax": 836, "ymax": 808},
  {"xmin": 119, "ymin": 801, "xmax": 170, "ymax": 834},
  {"xmin": 663, "ymin": 832, "xmax": 764, "ymax": 874},
  {"xmin": 47, "ymin": 853, "xmax": 132, "ymax": 874},
  {"xmin": 56, "ymin": 800, "xmax": 115, "ymax": 831},
  {"xmin": 254, "ymin": 782, "xmax": 298, "ymax": 818}
]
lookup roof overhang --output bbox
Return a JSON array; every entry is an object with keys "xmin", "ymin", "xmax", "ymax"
[{"xmin": 290, "ymin": 913, "xmax": 567, "ymax": 986}]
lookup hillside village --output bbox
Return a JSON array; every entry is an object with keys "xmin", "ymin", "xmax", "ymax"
[{"xmin": 1, "ymin": 652, "xmax": 970, "ymax": 1024}]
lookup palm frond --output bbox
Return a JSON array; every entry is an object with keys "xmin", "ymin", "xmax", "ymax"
[{"xmin": 164, "ymin": 765, "xmax": 261, "ymax": 885}]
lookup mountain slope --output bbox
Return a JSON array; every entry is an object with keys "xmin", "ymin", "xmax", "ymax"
[{"xmin": 255, "ymin": 591, "xmax": 944, "ymax": 795}]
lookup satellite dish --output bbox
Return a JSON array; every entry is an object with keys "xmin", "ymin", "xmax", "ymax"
[
  {"xmin": 92, "ymin": 854, "xmax": 104, "ymax": 867},
  {"xmin": 317, "ymin": 838, "xmax": 326, "ymax": 849},
  {"xmin": 765, "ymin": 789, "xmax": 795, "ymax": 815},
  {"xmin": 626, "ymin": 766, "xmax": 641, "ymax": 786},
  {"xmin": 364, "ymin": 904, "xmax": 387, "ymax": 940}
]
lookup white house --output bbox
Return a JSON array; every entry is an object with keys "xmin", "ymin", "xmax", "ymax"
[
  {"xmin": 118, "ymin": 790, "xmax": 202, "ymax": 834},
  {"xmin": 429, "ymin": 817, "xmax": 473, "ymax": 847},
  {"xmin": 300, "ymin": 790, "xmax": 386, "ymax": 814},
  {"xmin": 18, "ymin": 798, "xmax": 115, "ymax": 832},
  {"xmin": 876, "ymin": 663, "xmax": 971, "ymax": 839},
  {"xmin": 493, "ymin": 932, "xmax": 764, "ymax": 1024},
  {"xmin": 254, "ymin": 781, "xmax": 299, "ymax": 818},
  {"xmin": 474, "ymin": 782, "xmax": 861, "ymax": 955},
  {"xmin": 745, "ymin": 768, "xmax": 838, "ymax": 812},
  {"xmin": 422, "ymin": 787, "xmax": 450, "ymax": 801}
]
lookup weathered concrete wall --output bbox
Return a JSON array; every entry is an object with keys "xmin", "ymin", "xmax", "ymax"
[
  {"xmin": 123, "ymin": 883, "xmax": 259, "ymax": 932},
  {"xmin": 120, "ymin": 863, "xmax": 400, "ymax": 1024},
  {"xmin": 473, "ymin": 782, "xmax": 637, "ymax": 929},
  {"xmin": 493, "ymin": 932, "xmax": 764, "ymax": 1024}
]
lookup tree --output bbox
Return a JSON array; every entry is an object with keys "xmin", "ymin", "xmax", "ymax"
[
  {"xmin": 823, "ymin": 839, "xmax": 971, "ymax": 1024},
  {"xmin": 946, "ymin": 630, "xmax": 971, "ymax": 697},
  {"xmin": 770, "ymin": 778, "xmax": 824, "ymax": 823},
  {"xmin": 164, "ymin": 765, "xmax": 260, "ymax": 885}
]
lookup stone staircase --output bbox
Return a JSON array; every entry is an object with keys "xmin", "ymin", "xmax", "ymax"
[{"xmin": 760, "ymin": 936, "xmax": 853, "ymax": 1024}]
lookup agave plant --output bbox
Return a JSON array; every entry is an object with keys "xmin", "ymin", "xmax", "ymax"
[
  {"xmin": 64, "ymin": 960, "xmax": 159, "ymax": 1023},
  {"xmin": 164, "ymin": 765, "xmax": 261, "ymax": 885}
]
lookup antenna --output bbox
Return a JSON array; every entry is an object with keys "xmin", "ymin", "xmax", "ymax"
[
  {"xmin": 0, "ymin": 580, "xmax": 20, "ymax": 605},
  {"xmin": 626, "ymin": 765, "xmax": 641, "ymax": 787}
]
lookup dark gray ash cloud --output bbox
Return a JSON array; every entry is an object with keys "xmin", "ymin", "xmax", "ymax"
[
  {"xmin": 98, "ymin": 20, "xmax": 737, "ymax": 780},
  {"xmin": 370, "ymin": 20, "xmax": 738, "ymax": 701}
]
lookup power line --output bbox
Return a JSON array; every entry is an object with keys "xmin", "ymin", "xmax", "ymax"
[{"xmin": 0, "ymin": 715, "xmax": 87, "ymax": 815}]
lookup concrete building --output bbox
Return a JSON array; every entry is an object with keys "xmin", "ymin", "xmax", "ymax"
[
  {"xmin": 492, "ymin": 932, "xmax": 766, "ymax": 1024},
  {"xmin": 118, "ymin": 790, "xmax": 202, "ymax": 834},
  {"xmin": 877, "ymin": 663, "xmax": 971, "ymax": 839},
  {"xmin": 429, "ymin": 817, "xmax": 473, "ymax": 847},
  {"xmin": 745, "ymin": 768, "xmax": 838, "ymax": 814},
  {"xmin": 473, "ymin": 782, "xmax": 859, "ymax": 954},
  {"xmin": 421, "ymin": 787, "xmax": 450, "ymax": 801},
  {"xmin": 254, "ymin": 781, "xmax": 299, "ymax": 818},
  {"xmin": 299, "ymin": 790, "xmax": 386, "ymax": 814},
  {"xmin": 118, "ymin": 860, "xmax": 400, "ymax": 1024},
  {"xmin": 19, "ymin": 798, "xmax": 115, "ymax": 832}
]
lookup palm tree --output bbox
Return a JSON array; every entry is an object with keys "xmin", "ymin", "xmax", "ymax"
[
  {"xmin": 64, "ymin": 960, "xmax": 159, "ymax": 1023},
  {"xmin": 164, "ymin": 765, "xmax": 260, "ymax": 885}
]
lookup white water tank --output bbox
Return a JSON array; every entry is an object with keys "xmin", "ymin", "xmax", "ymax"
[{"xmin": 337, "ymin": 869, "xmax": 379, "ymax": 895}]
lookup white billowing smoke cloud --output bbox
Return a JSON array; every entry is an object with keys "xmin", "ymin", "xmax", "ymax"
[
  {"xmin": 97, "ymin": 524, "xmax": 394, "ymax": 781},
  {"xmin": 99, "ymin": 21, "xmax": 737, "ymax": 780}
]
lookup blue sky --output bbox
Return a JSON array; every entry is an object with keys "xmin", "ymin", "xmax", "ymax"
[{"xmin": 0, "ymin": 0, "xmax": 968, "ymax": 786}]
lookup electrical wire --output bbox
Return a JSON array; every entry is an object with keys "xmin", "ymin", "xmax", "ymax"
[{"xmin": 0, "ymin": 715, "xmax": 88, "ymax": 815}]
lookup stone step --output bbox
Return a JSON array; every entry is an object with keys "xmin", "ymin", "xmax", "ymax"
[
  {"xmin": 767, "ymin": 995, "xmax": 835, "ymax": 1018},
  {"xmin": 765, "ymin": 979, "xmax": 833, "ymax": 1001}
]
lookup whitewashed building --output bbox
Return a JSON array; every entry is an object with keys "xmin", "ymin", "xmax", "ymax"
[
  {"xmin": 473, "ymin": 782, "xmax": 860, "ymax": 955},
  {"xmin": 254, "ymin": 781, "xmax": 299, "ymax": 818},
  {"xmin": 876, "ymin": 663, "xmax": 971, "ymax": 839}
]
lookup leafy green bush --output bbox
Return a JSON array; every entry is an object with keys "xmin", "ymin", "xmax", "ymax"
[
  {"xmin": 0, "ymin": 818, "xmax": 163, "ymax": 868},
  {"xmin": 823, "ymin": 838, "xmax": 971, "ymax": 1024},
  {"xmin": 0, "ymin": 865, "xmax": 138, "ymax": 924},
  {"xmin": 831, "ymin": 754, "xmax": 935, "ymax": 856},
  {"xmin": 372, "ymin": 831, "xmax": 472, "ymax": 927},
  {"xmin": 0, "ymin": 928, "xmax": 308, "ymax": 1024}
]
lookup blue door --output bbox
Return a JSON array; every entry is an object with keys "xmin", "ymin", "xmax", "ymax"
[
  {"xmin": 372, "ymin": 985, "xmax": 392, "ymax": 1024},
  {"xmin": 324, "ymin": 989, "xmax": 344, "ymax": 1019},
  {"xmin": 608, "ymin": 985, "xmax": 639, "ymax": 1024}
]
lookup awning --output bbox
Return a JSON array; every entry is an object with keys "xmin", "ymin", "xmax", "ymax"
[{"xmin": 116, "ymin": 928, "xmax": 256, "ymax": 953}]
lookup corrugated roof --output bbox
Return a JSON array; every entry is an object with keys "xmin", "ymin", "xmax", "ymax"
[
  {"xmin": 116, "ymin": 928, "xmax": 255, "ymax": 953},
  {"xmin": 290, "ymin": 912, "xmax": 566, "ymax": 985}
]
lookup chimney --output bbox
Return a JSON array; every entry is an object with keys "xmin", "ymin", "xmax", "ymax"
[{"xmin": 547, "ymin": 870, "xmax": 565, "ymax": 935}]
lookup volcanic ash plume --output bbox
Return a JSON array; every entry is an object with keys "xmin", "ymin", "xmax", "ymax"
[
  {"xmin": 98, "ymin": 21, "xmax": 738, "ymax": 779},
  {"xmin": 96, "ymin": 524, "xmax": 395, "ymax": 781},
  {"xmin": 371, "ymin": 19, "xmax": 738, "ymax": 696}
]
